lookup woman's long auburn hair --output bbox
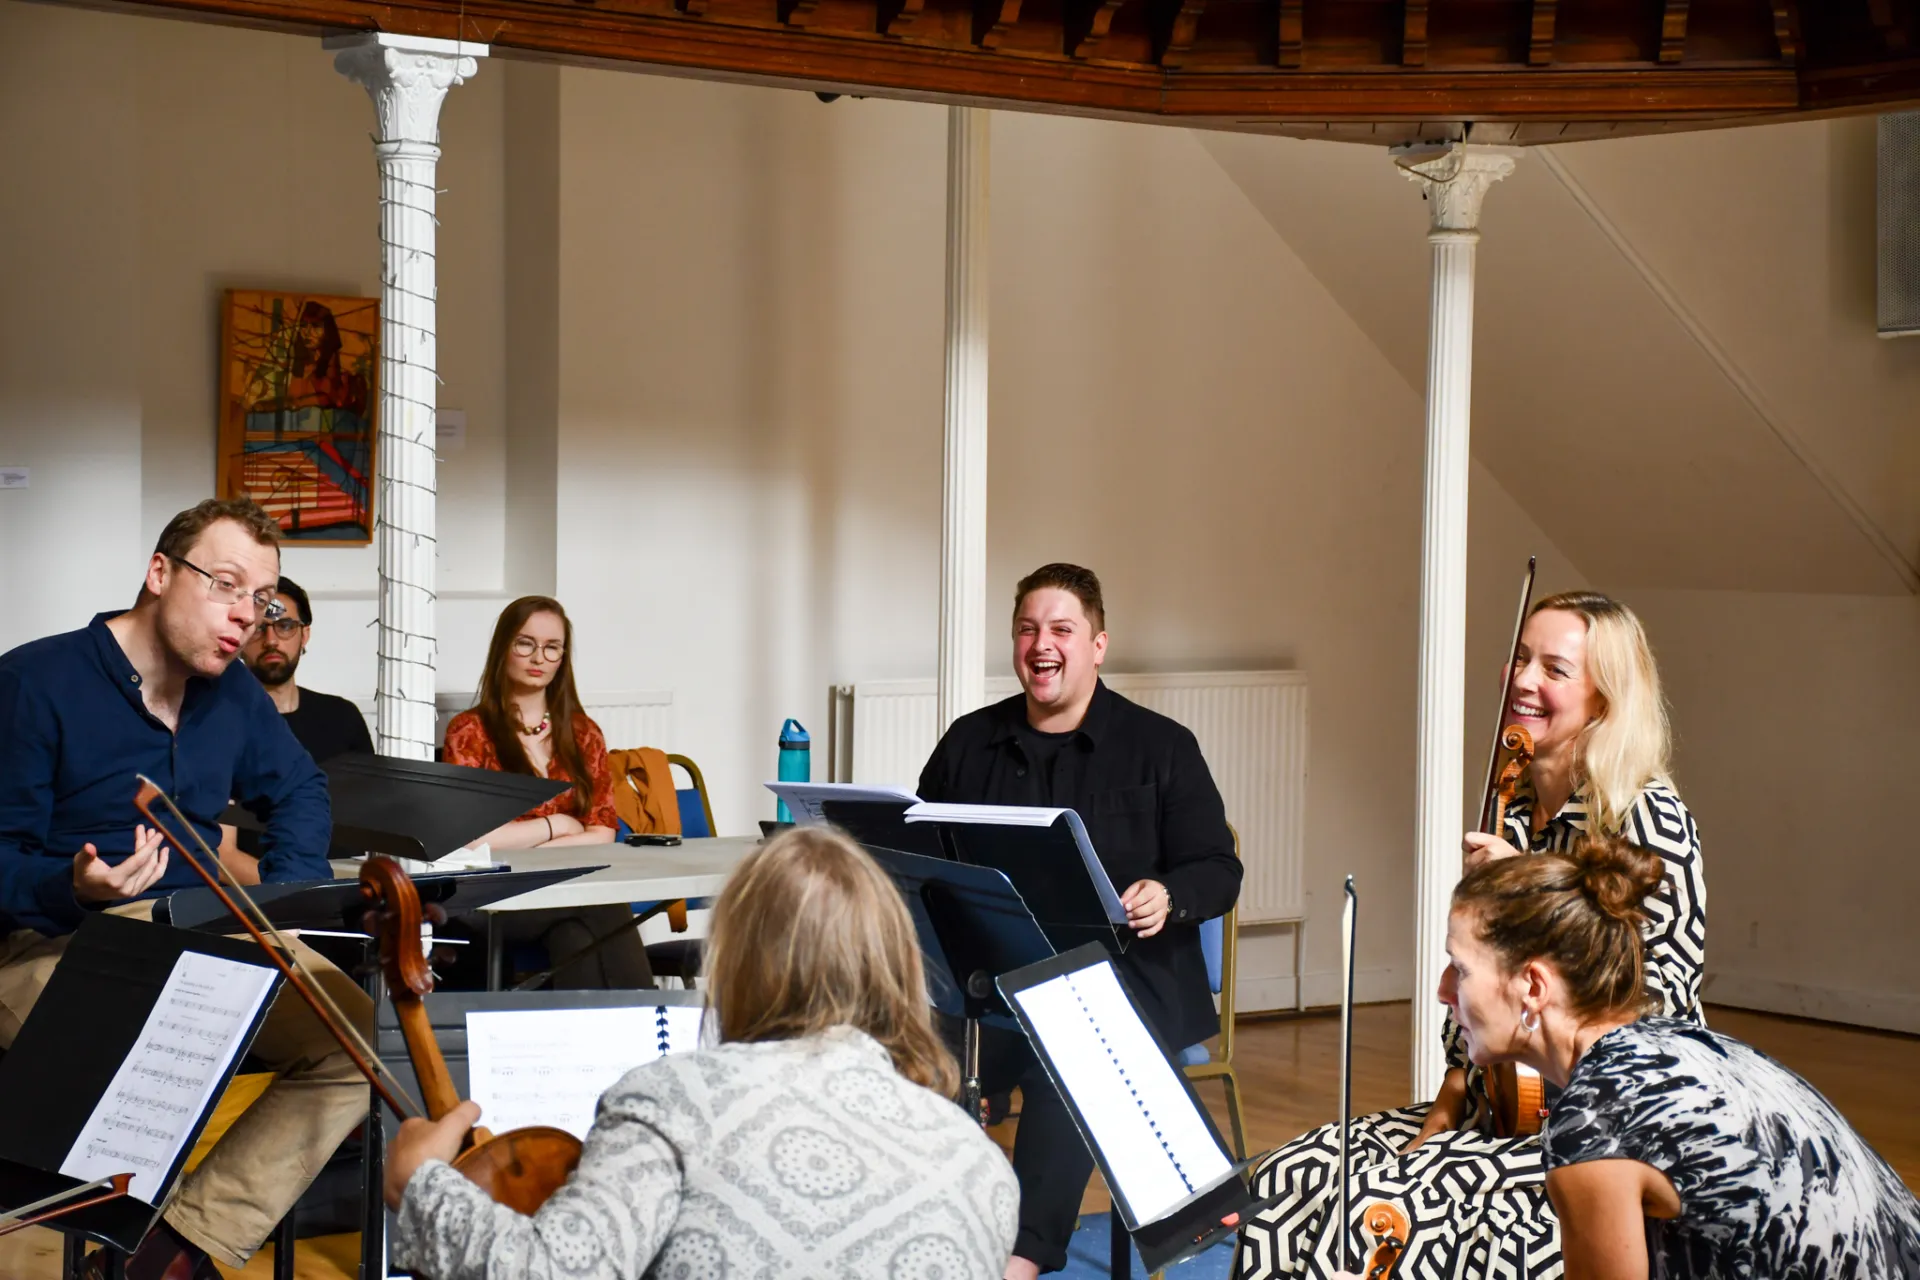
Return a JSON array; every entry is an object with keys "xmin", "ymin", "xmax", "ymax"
[
  {"xmin": 703, "ymin": 826, "xmax": 959, "ymax": 1098},
  {"xmin": 473, "ymin": 596, "xmax": 593, "ymax": 816},
  {"xmin": 1528, "ymin": 590, "xmax": 1672, "ymax": 835}
]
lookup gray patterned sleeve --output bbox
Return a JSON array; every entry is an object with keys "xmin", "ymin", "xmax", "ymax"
[
  {"xmin": 393, "ymin": 1092, "xmax": 686, "ymax": 1280},
  {"xmin": 1624, "ymin": 784, "xmax": 1707, "ymax": 1023}
]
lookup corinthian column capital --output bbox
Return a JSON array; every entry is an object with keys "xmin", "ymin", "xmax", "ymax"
[
  {"xmin": 325, "ymin": 33, "xmax": 486, "ymax": 145},
  {"xmin": 1391, "ymin": 142, "xmax": 1521, "ymax": 235}
]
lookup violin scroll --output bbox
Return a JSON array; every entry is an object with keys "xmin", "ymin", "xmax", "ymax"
[
  {"xmin": 358, "ymin": 856, "xmax": 442, "ymax": 999},
  {"xmin": 1360, "ymin": 1201, "xmax": 1409, "ymax": 1279}
]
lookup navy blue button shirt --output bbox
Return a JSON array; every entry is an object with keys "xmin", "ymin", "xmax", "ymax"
[{"xmin": 0, "ymin": 613, "xmax": 333, "ymax": 936}]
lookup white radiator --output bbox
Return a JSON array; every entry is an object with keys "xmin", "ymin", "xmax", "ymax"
[{"xmin": 827, "ymin": 672, "xmax": 1306, "ymax": 923}]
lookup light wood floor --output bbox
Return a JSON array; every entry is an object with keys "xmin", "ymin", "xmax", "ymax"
[{"xmin": 7, "ymin": 1003, "xmax": 1914, "ymax": 1279}]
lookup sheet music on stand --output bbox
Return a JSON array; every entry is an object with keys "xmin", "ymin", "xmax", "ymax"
[
  {"xmin": 0, "ymin": 915, "xmax": 283, "ymax": 1254},
  {"xmin": 997, "ymin": 943, "xmax": 1270, "ymax": 1272},
  {"xmin": 466, "ymin": 1004, "xmax": 707, "ymax": 1139},
  {"xmin": 59, "ymin": 952, "xmax": 275, "ymax": 1203}
]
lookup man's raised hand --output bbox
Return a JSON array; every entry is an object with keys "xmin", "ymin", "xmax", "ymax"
[{"xmin": 72, "ymin": 824, "xmax": 171, "ymax": 904}]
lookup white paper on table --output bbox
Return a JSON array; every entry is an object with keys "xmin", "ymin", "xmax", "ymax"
[
  {"xmin": 466, "ymin": 1005, "xmax": 707, "ymax": 1139},
  {"xmin": 1012, "ymin": 962, "xmax": 1233, "ymax": 1226},
  {"xmin": 904, "ymin": 803, "xmax": 1127, "ymax": 925},
  {"xmin": 59, "ymin": 952, "xmax": 277, "ymax": 1204},
  {"xmin": 763, "ymin": 782, "xmax": 922, "ymax": 826}
]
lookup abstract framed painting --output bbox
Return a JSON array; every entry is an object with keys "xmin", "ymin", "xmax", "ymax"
[{"xmin": 217, "ymin": 289, "xmax": 379, "ymax": 545}]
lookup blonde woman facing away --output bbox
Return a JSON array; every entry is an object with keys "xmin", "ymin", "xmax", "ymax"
[
  {"xmin": 1239, "ymin": 590, "xmax": 1708, "ymax": 1280},
  {"xmin": 382, "ymin": 826, "xmax": 1020, "ymax": 1279}
]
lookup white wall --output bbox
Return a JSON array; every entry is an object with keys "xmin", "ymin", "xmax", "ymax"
[{"xmin": 0, "ymin": 4, "xmax": 144, "ymax": 642}]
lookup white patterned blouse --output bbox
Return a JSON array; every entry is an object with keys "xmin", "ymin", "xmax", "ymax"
[{"xmin": 394, "ymin": 1027, "xmax": 1020, "ymax": 1280}]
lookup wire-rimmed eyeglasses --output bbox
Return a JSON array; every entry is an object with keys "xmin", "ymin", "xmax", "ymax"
[
  {"xmin": 510, "ymin": 637, "xmax": 566, "ymax": 662},
  {"xmin": 170, "ymin": 556, "xmax": 285, "ymax": 621}
]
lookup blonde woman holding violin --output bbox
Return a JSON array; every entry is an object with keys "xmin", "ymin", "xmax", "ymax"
[{"xmin": 1237, "ymin": 590, "xmax": 1707, "ymax": 1280}]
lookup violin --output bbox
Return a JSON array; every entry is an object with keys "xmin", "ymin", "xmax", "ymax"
[
  {"xmin": 358, "ymin": 858, "xmax": 581, "ymax": 1212},
  {"xmin": 1359, "ymin": 1201, "xmax": 1409, "ymax": 1279},
  {"xmin": 131, "ymin": 777, "xmax": 581, "ymax": 1216},
  {"xmin": 1474, "ymin": 558, "xmax": 1548, "ymax": 1140}
]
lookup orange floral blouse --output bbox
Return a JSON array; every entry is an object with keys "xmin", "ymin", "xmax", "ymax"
[{"xmin": 443, "ymin": 710, "xmax": 620, "ymax": 833}]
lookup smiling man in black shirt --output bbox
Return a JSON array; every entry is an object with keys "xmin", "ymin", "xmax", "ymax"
[{"xmin": 918, "ymin": 562, "xmax": 1242, "ymax": 1279}]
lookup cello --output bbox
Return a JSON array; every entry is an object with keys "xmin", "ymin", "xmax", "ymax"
[
  {"xmin": 1473, "ymin": 558, "xmax": 1548, "ymax": 1140},
  {"xmin": 131, "ymin": 776, "xmax": 582, "ymax": 1216}
]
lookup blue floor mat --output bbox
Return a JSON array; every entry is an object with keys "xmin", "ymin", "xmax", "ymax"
[{"xmin": 1057, "ymin": 1213, "xmax": 1235, "ymax": 1280}]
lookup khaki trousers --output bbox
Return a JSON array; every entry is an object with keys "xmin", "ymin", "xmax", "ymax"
[{"xmin": 0, "ymin": 904, "xmax": 372, "ymax": 1267}]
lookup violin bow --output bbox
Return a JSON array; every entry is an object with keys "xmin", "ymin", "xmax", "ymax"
[
  {"xmin": 1476, "ymin": 557, "xmax": 1537, "ymax": 834},
  {"xmin": 0, "ymin": 1174, "xmax": 134, "ymax": 1239},
  {"xmin": 131, "ymin": 775, "xmax": 423, "ymax": 1122},
  {"xmin": 1338, "ymin": 875, "xmax": 1357, "ymax": 1275}
]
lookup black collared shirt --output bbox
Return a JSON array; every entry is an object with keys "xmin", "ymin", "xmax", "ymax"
[{"xmin": 918, "ymin": 679, "xmax": 1241, "ymax": 1049}]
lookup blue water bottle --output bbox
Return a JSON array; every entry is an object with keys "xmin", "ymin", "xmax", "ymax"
[{"xmin": 775, "ymin": 719, "xmax": 810, "ymax": 823}]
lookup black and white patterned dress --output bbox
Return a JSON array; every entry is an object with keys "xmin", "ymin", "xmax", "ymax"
[
  {"xmin": 1237, "ymin": 778, "xmax": 1708, "ymax": 1280},
  {"xmin": 1548, "ymin": 1017, "xmax": 1920, "ymax": 1277}
]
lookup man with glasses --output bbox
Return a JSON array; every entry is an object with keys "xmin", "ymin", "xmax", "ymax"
[
  {"xmin": 242, "ymin": 576, "xmax": 374, "ymax": 764},
  {"xmin": 0, "ymin": 498, "xmax": 361, "ymax": 1280}
]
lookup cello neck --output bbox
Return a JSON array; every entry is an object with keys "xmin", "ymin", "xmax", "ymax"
[{"xmin": 392, "ymin": 992, "xmax": 465, "ymax": 1121}]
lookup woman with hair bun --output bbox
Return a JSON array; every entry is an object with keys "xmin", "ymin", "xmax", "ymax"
[
  {"xmin": 1240, "ymin": 591, "xmax": 1708, "ymax": 1280},
  {"xmin": 1434, "ymin": 837, "xmax": 1920, "ymax": 1278}
]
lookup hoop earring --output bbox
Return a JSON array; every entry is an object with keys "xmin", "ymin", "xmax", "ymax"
[{"xmin": 1519, "ymin": 1009, "xmax": 1540, "ymax": 1035}]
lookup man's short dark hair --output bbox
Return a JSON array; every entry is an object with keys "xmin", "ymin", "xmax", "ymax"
[
  {"xmin": 1013, "ymin": 563, "xmax": 1106, "ymax": 633},
  {"xmin": 277, "ymin": 577, "xmax": 313, "ymax": 626},
  {"xmin": 153, "ymin": 497, "xmax": 282, "ymax": 562}
]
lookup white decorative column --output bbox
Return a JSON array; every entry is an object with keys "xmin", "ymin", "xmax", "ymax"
[
  {"xmin": 327, "ymin": 33, "xmax": 485, "ymax": 760},
  {"xmin": 1394, "ymin": 142, "xmax": 1517, "ymax": 1101},
  {"xmin": 937, "ymin": 106, "xmax": 991, "ymax": 733}
]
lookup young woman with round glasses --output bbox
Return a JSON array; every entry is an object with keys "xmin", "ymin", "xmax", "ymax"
[{"xmin": 445, "ymin": 596, "xmax": 650, "ymax": 987}]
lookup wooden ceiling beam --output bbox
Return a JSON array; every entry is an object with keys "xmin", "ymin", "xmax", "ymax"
[
  {"xmin": 1277, "ymin": 0, "xmax": 1303, "ymax": 69},
  {"xmin": 1659, "ymin": 2, "xmax": 1689, "ymax": 63},
  {"xmin": 1151, "ymin": 0, "xmax": 1207, "ymax": 68},
  {"xmin": 1772, "ymin": 2, "xmax": 1800, "ymax": 64},
  {"xmin": 973, "ymin": 0, "xmax": 1021, "ymax": 48},
  {"xmin": 1530, "ymin": 0, "xmax": 1558, "ymax": 66},
  {"xmin": 1866, "ymin": 1, "xmax": 1910, "ymax": 52},
  {"xmin": 1403, "ymin": 1, "xmax": 1428, "ymax": 68},
  {"xmin": 1065, "ymin": 0, "xmax": 1125, "ymax": 58},
  {"xmin": 37, "ymin": 0, "xmax": 1920, "ymax": 128}
]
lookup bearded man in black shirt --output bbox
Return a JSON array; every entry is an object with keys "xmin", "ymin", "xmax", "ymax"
[
  {"xmin": 918, "ymin": 563, "xmax": 1242, "ymax": 1279},
  {"xmin": 241, "ymin": 576, "xmax": 375, "ymax": 764}
]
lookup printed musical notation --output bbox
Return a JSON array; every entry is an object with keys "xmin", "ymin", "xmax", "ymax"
[
  {"xmin": 466, "ymin": 1006, "xmax": 706, "ymax": 1140},
  {"xmin": 60, "ymin": 952, "xmax": 276, "ymax": 1204},
  {"xmin": 1012, "ymin": 963, "xmax": 1232, "ymax": 1227}
]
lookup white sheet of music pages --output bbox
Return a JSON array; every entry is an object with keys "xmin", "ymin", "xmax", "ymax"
[
  {"xmin": 466, "ymin": 1006, "xmax": 705, "ymax": 1139},
  {"xmin": 60, "ymin": 952, "xmax": 276, "ymax": 1203},
  {"xmin": 1012, "ymin": 962, "xmax": 1232, "ymax": 1225}
]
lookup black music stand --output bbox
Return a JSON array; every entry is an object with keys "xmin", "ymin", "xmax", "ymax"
[
  {"xmin": 152, "ymin": 866, "xmax": 601, "ymax": 935},
  {"xmin": 225, "ymin": 753, "xmax": 569, "ymax": 861},
  {"xmin": 996, "ymin": 943, "xmax": 1274, "ymax": 1276},
  {"xmin": 833, "ymin": 801, "xmax": 1127, "ymax": 957},
  {"xmin": 862, "ymin": 845, "xmax": 1054, "ymax": 1124},
  {"xmin": 0, "ymin": 915, "xmax": 283, "ymax": 1257}
]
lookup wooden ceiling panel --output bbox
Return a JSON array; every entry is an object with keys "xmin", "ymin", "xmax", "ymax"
[{"xmin": 54, "ymin": 0, "xmax": 1920, "ymax": 134}]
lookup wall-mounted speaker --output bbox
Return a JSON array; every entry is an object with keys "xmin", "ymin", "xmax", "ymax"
[{"xmin": 1879, "ymin": 111, "xmax": 1920, "ymax": 339}]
